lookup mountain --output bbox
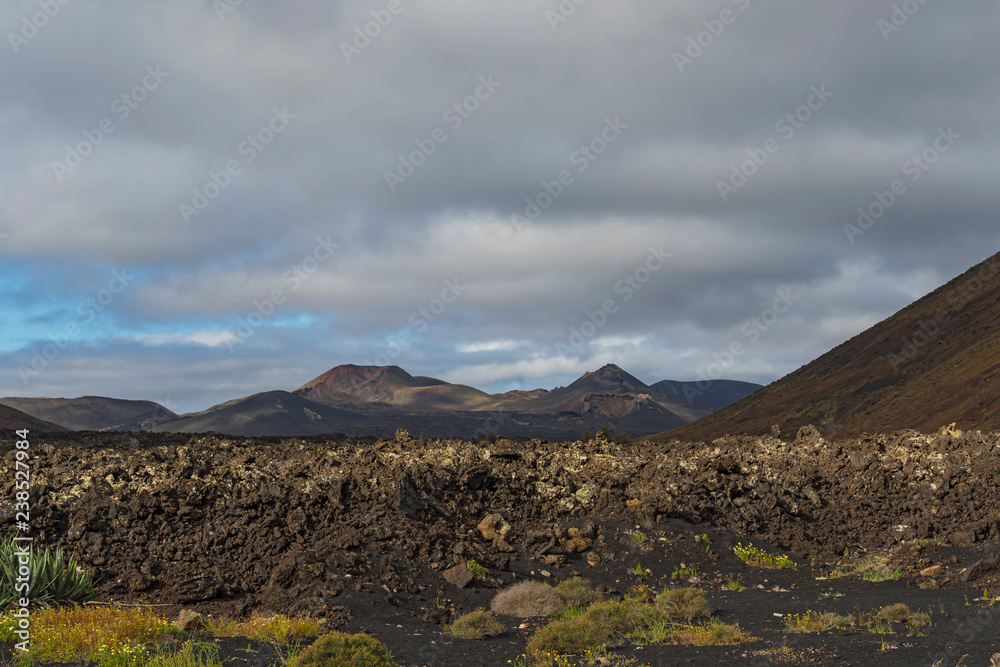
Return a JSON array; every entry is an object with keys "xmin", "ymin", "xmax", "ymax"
[
  {"xmin": 0, "ymin": 404, "xmax": 67, "ymax": 432},
  {"xmin": 658, "ymin": 252, "xmax": 1000, "ymax": 442},
  {"xmin": 650, "ymin": 379, "xmax": 763, "ymax": 410},
  {"xmin": 0, "ymin": 396, "xmax": 177, "ymax": 431},
  {"xmin": 295, "ymin": 365, "xmax": 496, "ymax": 412},
  {"xmin": 26, "ymin": 364, "xmax": 757, "ymax": 440},
  {"xmin": 150, "ymin": 390, "xmax": 376, "ymax": 438}
]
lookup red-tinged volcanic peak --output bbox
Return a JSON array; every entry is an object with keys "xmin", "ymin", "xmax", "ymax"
[
  {"xmin": 565, "ymin": 364, "xmax": 652, "ymax": 394},
  {"xmin": 0, "ymin": 404, "xmax": 67, "ymax": 432},
  {"xmin": 297, "ymin": 365, "xmax": 427, "ymax": 396},
  {"xmin": 295, "ymin": 364, "xmax": 493, "ymax": 411},
  {"xmin": 658, "ymin": 251, "xmax": 1000, "ymax": 442}
]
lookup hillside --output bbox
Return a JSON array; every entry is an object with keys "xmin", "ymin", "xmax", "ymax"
[
  {"xmin": 658, "ymin": 252, "xmax": 1000, "ymax": 442},
  {"xmin": 0, "ymin": 396, "xmax": 177, "ymax": 431},
  {"xmin": 0, "ymin": 404, "xmax": 67, "ymax": 432},
  {"xmin": 150, "ymin": 390, "xmax": 377, "ymax": 437}
]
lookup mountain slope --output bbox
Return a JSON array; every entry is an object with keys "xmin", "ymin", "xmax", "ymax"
[
  {"xmin": 0, "ymin": 404, "xmax": 67, "ymax": 432},
  {"xmin": 658, "ymin": 252, "xmax": 1000, "ymax": 442},
  {"xmin": 151, "ymin": 391, "xmax": 376, "ymax": 437},
  {"xmin": 0, "ymin": 396, "xmax": 177, "ymax": 431}
]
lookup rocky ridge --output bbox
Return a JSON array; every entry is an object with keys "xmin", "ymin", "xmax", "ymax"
[{"xmin": 2, "ymin": 427, "xmax": 998, "ymax": 618}]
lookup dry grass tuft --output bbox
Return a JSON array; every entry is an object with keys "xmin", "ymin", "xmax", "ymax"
[
  {"xmin": 491, "ymin": 581, "xmax": 564, "ymax": 618},
  {"xmin": 655, "ymin": 587, "xmax": 710, "ymax": 620},
  {"xmin": 675, "ymin": 619, "xmax": 753, "ymax": 646},
  {"xmin": 445, "ymin": 609, "xmax": 504, "ymax": 640},
  {"xmin": 874, "ymin": 603, "xmax": 911, "ymax": 623},
  {"xmin": 204, "ymin": 613, "xmax": 323, "ymax": 645}
]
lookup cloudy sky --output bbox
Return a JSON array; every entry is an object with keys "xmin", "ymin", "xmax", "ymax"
[{"xmin": 1, "ymin": 0, "xmax": 998, "ymax": 414}]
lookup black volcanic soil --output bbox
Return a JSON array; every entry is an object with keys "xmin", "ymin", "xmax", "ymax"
[{"xmin": 2, "ymin": 428, "xmax": 999, "ymax": 666}]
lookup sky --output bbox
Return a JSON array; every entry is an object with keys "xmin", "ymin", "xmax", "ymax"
[{"xmin": 1, "ymin": 0, "xmax": 998, "ymax": 414}]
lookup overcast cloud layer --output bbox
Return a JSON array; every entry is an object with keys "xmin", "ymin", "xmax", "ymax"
[{"xmin": 2, "ymin": 0, "xmax": 998, "ymax": 414}]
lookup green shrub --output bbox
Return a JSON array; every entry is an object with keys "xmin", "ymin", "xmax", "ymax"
[
  {"xmin": 553, "ymin": 577, "xmax": 602, "ymax": 608},
  {"xmin": 583, "ymin": 600, "xmax": 672, "ymax": 637},
  {"xmin": 467, "ymin": 560, "xmax": 489, "ymax": 579},
  {"xmin": 294, "ymin": 632, "xmax": 399, "ymax": 667},
  {"xmin": 0, "ymin": 538, "xmax": 98, "ymax": 606},
  {"xmin": 445, "ymin": 609, "xmax": 504, "ymax": 639},
  {"xmin": 526, "ymin": 617, "xmax": 603, "ymax": 656},
  {"xmin": 656, "ymin": 588, "xmax": 710, "ymax": 620},
  {"xmin": 732, "ymin": 543, "xmax": 797, "ymax": 570},
  {"xmin": 491, "ymin": 582, "xmax": 563, "ymax": 618}
]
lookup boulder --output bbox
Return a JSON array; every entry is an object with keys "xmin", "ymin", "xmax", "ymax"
[
  {"xmin": 443, "ymin": 563, "xmax": 474, "ymax": 589},
  {"xmin": 174, "ymin": 609, "xmax": 208, "ymax": 632},
  {"xmin": 478, "ymin": 514, "xmax": 512, "ymax": 543}
]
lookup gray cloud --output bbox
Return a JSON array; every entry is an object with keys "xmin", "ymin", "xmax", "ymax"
[{"xmin": 1, "ymin": 0, "xmax": 998, "ymax": 412}]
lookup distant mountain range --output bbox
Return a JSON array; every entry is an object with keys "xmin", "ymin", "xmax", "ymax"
[
  {"xmin": 0, "ymin": 396, "xmax": 177, "ymax": 432},
  {"xmin": 658, "ymin": 250, "xmax": 1000, "ymax": 442},
  {"xmin": 1, "ymin": 366, "xmax": 762, "ymax": 439}
]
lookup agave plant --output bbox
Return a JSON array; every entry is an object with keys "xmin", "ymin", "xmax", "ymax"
[{"xmin": 0, "ymin": 538, "xmax": 98, "ymax": 606}]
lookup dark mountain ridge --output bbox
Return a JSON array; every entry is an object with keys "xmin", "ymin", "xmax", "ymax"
[{"xmin": 658, "ymin": 251, "xmax": 1000, "ymax": 442}]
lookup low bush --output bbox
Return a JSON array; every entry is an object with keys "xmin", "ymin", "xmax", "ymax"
[
  {"xmin": 204, "ymin": 613, "xmax": 323, "ymax": 644},
  {"xmin": 525, "ymin": 616, "xmax": 603, "ymax": 657},
  {"xmin": 675, "ymin": 619, "xmax": 752, "ymax": 646},
  {"xmin": 491, "ymin": 582, "xmax": 563, "ymax": 618},
  {"xmin": 294, "ymin": 631, "xmax": 399, "ymax": 667},
  {"xmin": 445, "ymin": 609, "xmax": 504, "ymax": 640},
  {"xmin": 875, "ymin": 603, "xmax": 911, "ymax": 623},
  {"xmin": 733, "ymin": 543, "xmax": 797, "ymax": 570},
  {"xmin": 656, "ymin": 588, "xmax": 710, "ymax": 620},
  {"xmin": 553, "ymin": 577, "xmax": 602, "ymax": 608},
  {"xmin": 583, "ymin": 600, "xmax": 673, "ymax": 638},
  {"xmin": 784, "ymin": 611, "xmax": 854, "ymax": 633}
]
